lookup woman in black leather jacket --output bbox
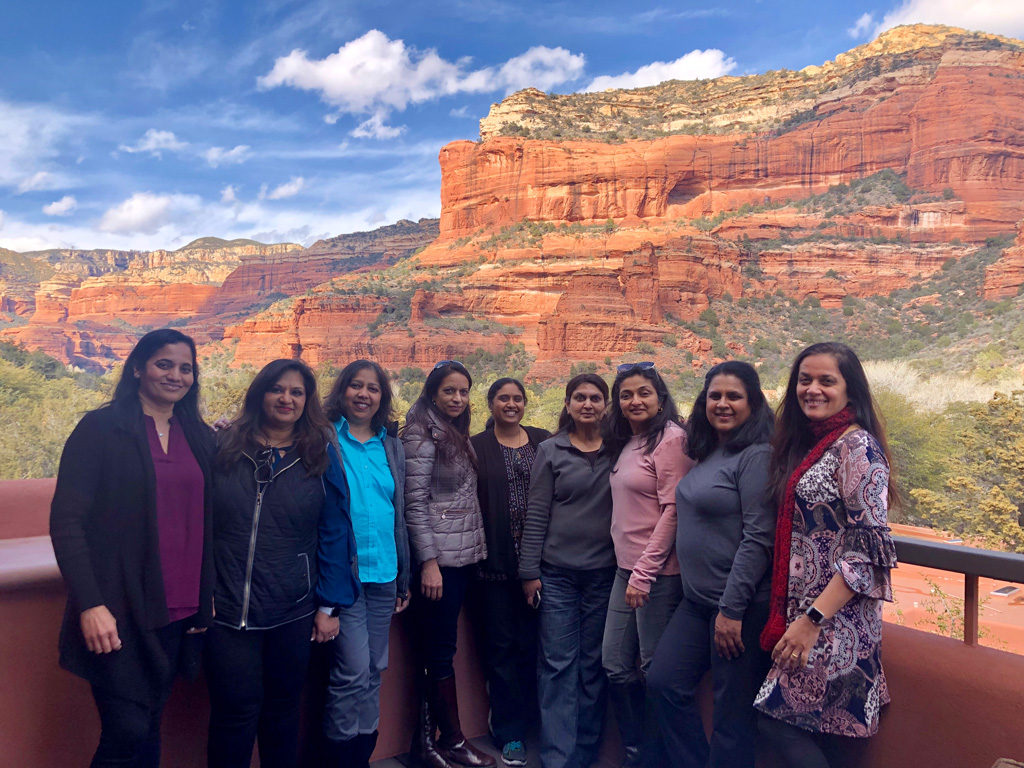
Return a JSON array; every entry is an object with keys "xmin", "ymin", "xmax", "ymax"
[{"xmin": 205, "ymin": 358, "xmax": 359, "ymax": 768}]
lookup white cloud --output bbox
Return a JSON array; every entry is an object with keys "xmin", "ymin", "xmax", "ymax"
[
  {"xmin": 99, "ymin": 192, "xmax": 203, "ymax": 235},
  {"xmin": 118, "ymin": 129, "xmax": 190, "ymax": 158},
  {"xmin": 585, "ymin": 49, "xmax": 737, "ymax": 92},
  {"xmin": 0, "ymin": 210, "xmax": 4, "ymax": 230},
  {"xmin": 204, "ymin": 144, "xmax": 252, "ymax": 167},
  {"xmin": 875, "ymin": 0, "xmax": 1024, "ymax": 38},
  {"xmin": 351, "ymin": 112, "xmax": 406, "ymax": 139},
  {"xmin": 0, "ymin": 99, "xmax": 88, "ymax": 191},
  {"xmin": 17, "ymin": 171, "xmax": 58, "ymax": 193},
  {"xmin": 449, "ymin": 106, "xmax": 471, "ymax": 118},
  {"xmin": 848, "ymin": 12, "xmax": 876, "ymax": 38},
  {"xmin": 264, "ymin": 177, "xmax": 305, "ymax": 200},
  {"xmin": 43, "ymin": 195, "xmax": 77, "ymax": 216},
  {"xmin": 258, "ymin": 30, "xmax": 584, "ymax": 137},
  {"xmin": 220, "ymin": 185, "xmax": 238, "ymax": 203}
]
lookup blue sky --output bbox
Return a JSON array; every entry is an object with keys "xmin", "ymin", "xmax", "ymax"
[{"xmin": 1, "ymin": 0, "xmax": 1022, "ymax": 252}]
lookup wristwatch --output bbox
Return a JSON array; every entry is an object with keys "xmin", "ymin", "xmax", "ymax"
[
  {"xmin": 804, "ymin": 605, "xmax": 825, "ymax": 626},
  {"xmin": 318, "ymin": 605, "xmax": 341, "ymax": 618}
]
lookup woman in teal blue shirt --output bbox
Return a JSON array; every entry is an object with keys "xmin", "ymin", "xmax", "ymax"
[{"xmin": 320, "ymin": 360, "xmax": 411, "ymax": 768}]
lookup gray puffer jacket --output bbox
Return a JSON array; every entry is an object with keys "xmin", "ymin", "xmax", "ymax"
[{"xmin": 402, "ymin": 410, "xmax": 487, "ymax": 568}]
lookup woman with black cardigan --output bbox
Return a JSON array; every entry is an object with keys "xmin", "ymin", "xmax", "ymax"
[
  {"xmin": 50, "ymin": 328, "xmax": 216, "ymax": 767},
  {"xmin": 470, "ymin": 378, "xmax": 550, "ymax": 767}
]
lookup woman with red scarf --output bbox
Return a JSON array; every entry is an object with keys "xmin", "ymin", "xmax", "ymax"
[{"xmin": 755, "ymin": 342, "xmax": 897, "ymax": 768}]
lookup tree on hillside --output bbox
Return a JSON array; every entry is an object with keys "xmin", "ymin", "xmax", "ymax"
[{"xmin": 911, "ymin": 391, "xmax": 1024, "ymax": 553}]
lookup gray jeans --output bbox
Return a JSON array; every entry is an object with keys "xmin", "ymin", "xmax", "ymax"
[
  {"xmin": 602, "ymin": 568, "xmax": 682, "ymax": 684},
  {"xmin": 324, "ymin": 580, "xmax": 398, "ymax": 741}
]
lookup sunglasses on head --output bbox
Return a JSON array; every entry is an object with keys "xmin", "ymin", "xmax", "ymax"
[
  {"xmin": 616, "ymin": 361, "xmax": 656, "ymax": 374},
  {"xmin": 433, "ymin": 360, "xmax": 465, "ymax": 370}
]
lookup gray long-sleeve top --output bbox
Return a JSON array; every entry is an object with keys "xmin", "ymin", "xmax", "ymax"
[
  {"xmin": 518, "ymin": 432, "xmax": 617, "ymax": 580},
  {"xmin": 675, "ymin": 441, "xmax": 776, "ymax": 620}
]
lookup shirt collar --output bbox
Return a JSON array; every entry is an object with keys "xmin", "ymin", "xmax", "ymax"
[{"xmin": 337, "ymin": 415, "xmax": 385, "ymax": 442}]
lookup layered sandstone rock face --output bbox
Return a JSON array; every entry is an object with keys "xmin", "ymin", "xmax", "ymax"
[{"xmin": 5, "ymin": 25, "xmax": 1024, "ymax": 374}]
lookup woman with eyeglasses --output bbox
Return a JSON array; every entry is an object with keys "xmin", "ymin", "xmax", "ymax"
[
  {"xmin": 602, "ymin": 361, "xmax": 692, "ymax": 766},
  {"xmin": 206, "ymin": 358, "xmax": 359, "ymax": 768},
  {"xmin": 519, "ymin": 373, "xmax": 617, "ymax": 768},
  {"xmin": 755, "ymin": 343, "xmax": 896, "ymax": 767},
  {"xmin": 469, "ymin": 378, "xmax": 550, "ymax": 768},
  {"xmin": 646, "ymin": 361, "xmax": 775, "ymax": 768},
  {"xmin": 319, "ymin": 360, "xmax": 411, "ymax": 768},
  {"xmin": 51, "ymin": 329, "xmax": 216, "ymax": 767},
  {"xmin": 402, "ymin": 360, "xmax": 495, "ymax": 768}
]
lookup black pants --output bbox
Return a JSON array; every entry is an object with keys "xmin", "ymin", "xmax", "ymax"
[
  {"xmin": 470, "ymin": 576, "xmax": 538, "ymax": 744},
  {"xmin": 205, "ymin": 615, "xmax": 314, "ymax": 768},
  {"xmin": 411, "ymin": 564, "xmax": 473, "ymax": 679},
  {"xmin": 647, "ymin": 598, "xmax": 771, "ymax": 768},
  {"xmin": 89, "ymin": 619, "xmax": 187, "ymax": 768},
  {"xmin": 757, "ymin": 716, "xmax": 862, "ymax": 768}
]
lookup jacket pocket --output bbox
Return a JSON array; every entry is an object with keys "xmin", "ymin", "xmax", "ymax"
[{"xmin": 293, "ymin": 553, "xmax": 312, "ymax": 604}]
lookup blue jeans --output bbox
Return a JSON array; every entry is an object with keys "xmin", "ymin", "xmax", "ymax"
[
  {"xmin": 536, "ymin": 563, "xmax": 615, "ymax": 768},
  {"xmin": 647, "ymin": 597, "xmax": 771, "ymax": 768},
  {"xmin": 324, "ymin": 580, "xmax": 398, "ymax": 741}
]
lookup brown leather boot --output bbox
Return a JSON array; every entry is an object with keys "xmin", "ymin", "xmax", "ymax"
[
  {"xmin": 410, "ymin": 687, "xmax": 456, "ymax": 768},
  {"xmin": 430, "ymin": 675, "xmax": 496, "ymax": 768}
]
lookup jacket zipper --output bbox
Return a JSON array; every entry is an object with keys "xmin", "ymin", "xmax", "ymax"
[
  {"xmin": 239, "ymin": 484, "xmax": 265, "ymax": 629},
  {"xmin": 239, "ymin": 453, "xmax": 301, "ymax": 629}
]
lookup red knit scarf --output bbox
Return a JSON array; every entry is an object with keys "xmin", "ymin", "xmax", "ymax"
[{"xmin": 760, "ymin": 405, "xmax": 855, "ymax": 652}]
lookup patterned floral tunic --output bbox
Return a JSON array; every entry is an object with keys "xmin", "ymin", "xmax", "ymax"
[{"xmin": 754, "ymin": 429, "xmax": 897, "ymax": 737}]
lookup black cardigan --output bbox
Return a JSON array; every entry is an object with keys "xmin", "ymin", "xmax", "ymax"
[
  {"xmin": 470, "ymin": 425, "xmax": 550, "ymax": 577},
  {"xmin": 50, "ymin": 399, "xmax": 216, "ymax": 704}
]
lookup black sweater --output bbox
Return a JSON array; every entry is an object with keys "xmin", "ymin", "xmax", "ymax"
[
  {"xmin": 50, "ymin": 400, "xmax": 216, "ymax": 704},
  {"xmin": 471, "ymin": 425, "xmax": 550, "ymax": 577}
]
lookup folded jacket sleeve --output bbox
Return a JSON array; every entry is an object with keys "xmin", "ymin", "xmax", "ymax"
[
  {"xmin": 835, "ymin": 433, "xmax": 897, "ymax": 601},
  {"xmin": 50, "ymin": 411, "xmax": 107, "ymax": 612},
  {"xmin": 519, "ymin": 441, "xmax": 554, "ymax": 581},
  {"xmin": 402, "ymin": 423, "xmax": 439, "ymax": 564}
]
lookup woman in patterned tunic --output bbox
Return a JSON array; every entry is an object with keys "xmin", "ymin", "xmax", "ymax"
[
  {"xmin": 755, "ymin": 342, "xmax": 897, "ymax": 767},
  {"xmin": 470, "ymin": 378, "xmax": 550, "ymax": 767}
]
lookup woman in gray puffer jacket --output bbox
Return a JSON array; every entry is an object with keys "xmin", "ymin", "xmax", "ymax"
[{"xmin": 402, "ymin": 360, "xmax": 494, "ymax": 768}]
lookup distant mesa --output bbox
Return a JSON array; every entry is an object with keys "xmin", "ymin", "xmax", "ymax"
[{"xmin": 3, "ymin": 24, "xmax": 1024, "ymax": 376}]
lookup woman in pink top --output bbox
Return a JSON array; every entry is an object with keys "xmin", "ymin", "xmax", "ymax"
[{"xmin": 603, "ymin": 361, "xmax": 694, "ymax": 767}]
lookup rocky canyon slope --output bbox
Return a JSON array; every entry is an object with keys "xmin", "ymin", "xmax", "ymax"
[{"xmin": 4, "ymin": 25, "xmax": 1024, "ymax": 376}]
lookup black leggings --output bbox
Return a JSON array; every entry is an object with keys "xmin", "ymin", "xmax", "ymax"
[{"xmin": 757, "ymin": 715, "xmax": 860, "ymax": 768}]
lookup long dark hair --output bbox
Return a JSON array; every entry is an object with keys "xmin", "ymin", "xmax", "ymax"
[
  {"xmin": 217, "ymin": 358, "xmax": 330, "ymax": 475},
  {"xmin": 111, "ymin": 328, "xmax": 203, "ymax": 421},
  {"xmin": 605, "ymin": 366, "xmax": 680, "ymax": 458},
  {"xmin": 769, "ymin": 342, "xmax": 895, "ymax": 505},
  {"xmin": 323, "ymin": 359, "xmax": 394, "ymax": 433},
  {"xmin": 556, "ymin": 373, "xmax": 609, "ymax": 433},
  {"xmin": 402, "ymin": 361, "xmax": 474, "ymax": 463},
  {"xmin": 484, "ymin": 377, "xmax": 528, "ymax": 430},
  {"xmin": 687, "ymin": 360, "xmax": 774, "ymax": 461}
]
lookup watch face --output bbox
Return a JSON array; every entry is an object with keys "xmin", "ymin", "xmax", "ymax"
[{"xmin": 806, "ymin": 606, "xmax": 824, "ymax": 625}]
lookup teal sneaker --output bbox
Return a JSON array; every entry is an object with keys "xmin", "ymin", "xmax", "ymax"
[{"xmin": 501, "ymin": 740, "xmax": 527, "ymax": 767}]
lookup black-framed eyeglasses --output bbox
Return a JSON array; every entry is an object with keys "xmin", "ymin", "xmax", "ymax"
[
  {"xmin": 616, "ymin": 361, "xmax": 656, "ymax": 374},
  {"xmin": 254, "ymin": 446, "xmax": 276, "ymax": 485},
  {"xmin": 433, "ymin": 360, "xmax": 465, "ymax": 370}
]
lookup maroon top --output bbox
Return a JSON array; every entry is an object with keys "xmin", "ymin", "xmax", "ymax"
[{"xmin": 145, "ymin": 415, "xmax": 205, "ymax": 623}]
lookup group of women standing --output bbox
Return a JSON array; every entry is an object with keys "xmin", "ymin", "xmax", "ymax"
[{"xmin": 51, "ymin": 328, "xmax": 896, "ymax": 768}]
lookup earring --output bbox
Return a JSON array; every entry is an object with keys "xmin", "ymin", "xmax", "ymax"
[{"xmin": 658, "ymin": 406, "xmax": 663, "ymax": 414}]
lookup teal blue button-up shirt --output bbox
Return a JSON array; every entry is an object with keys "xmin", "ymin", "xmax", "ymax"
[{"xmin": 335, "ymin": 418, "xmax": 398, "ymax": 584}]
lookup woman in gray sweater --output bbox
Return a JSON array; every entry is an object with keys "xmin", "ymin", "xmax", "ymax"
[
  {"xmin": 647, "ymin": 361, "xmax": 776, "ymax": 768},
  {"xmin": 519, "ymin": 373, "xmax": 616, "ymax": 768}
]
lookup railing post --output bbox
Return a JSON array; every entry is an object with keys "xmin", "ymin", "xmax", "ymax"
[{"xmin": 964, "ymin": 573, "xmax": 979, "ymax": 646}]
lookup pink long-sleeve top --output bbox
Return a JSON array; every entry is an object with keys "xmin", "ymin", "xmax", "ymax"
[{"xmin": 609, "ymin": 420, "xmax": 694, "ymax": 593}]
